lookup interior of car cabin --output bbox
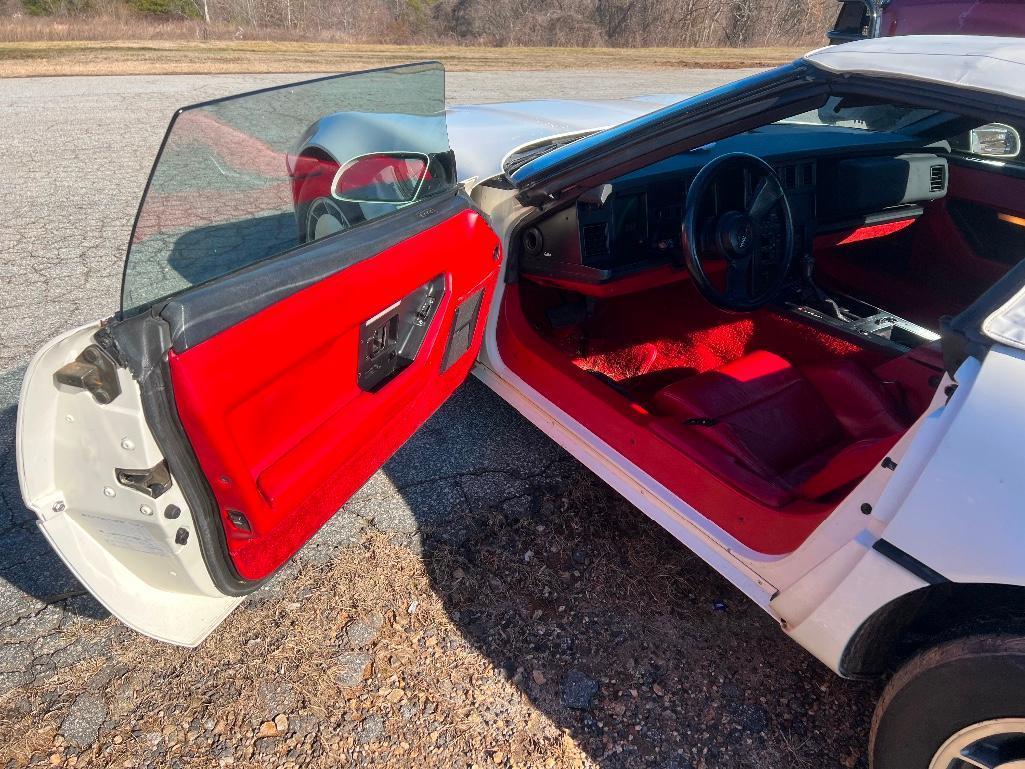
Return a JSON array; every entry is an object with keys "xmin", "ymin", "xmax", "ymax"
[{"xmin": 497, "ymin": 99, "xmax": 1024, "ymax": 555}]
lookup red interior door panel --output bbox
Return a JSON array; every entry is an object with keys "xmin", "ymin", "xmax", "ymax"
[{"xmin": 168, "ymin": 208, "xmax": 501, "ymax": 581}]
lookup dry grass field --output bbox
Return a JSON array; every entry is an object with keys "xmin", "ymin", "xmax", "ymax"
[{"xmin": 0, "ymin": 40, "xmax": 805, "ymax": 78}]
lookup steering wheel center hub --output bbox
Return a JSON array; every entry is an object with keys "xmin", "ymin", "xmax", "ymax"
[{"xmin": 718, "ymin": 211, "xmax": 756, "ymax": 257}]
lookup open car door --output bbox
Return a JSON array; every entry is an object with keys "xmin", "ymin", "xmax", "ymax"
[{"xmin": 17, "ymin": 63, "xmax": 502, "ymax": 645}]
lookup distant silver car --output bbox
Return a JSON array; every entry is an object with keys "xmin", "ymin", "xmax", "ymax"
[{"xmin": 19, "ymin": 36, "xmax": 1025, "ymax": 768}]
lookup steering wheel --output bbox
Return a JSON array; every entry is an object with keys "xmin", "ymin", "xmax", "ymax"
[{"xmin": 682, "ymin": 152, "xmax": 795, "ymax": 311}]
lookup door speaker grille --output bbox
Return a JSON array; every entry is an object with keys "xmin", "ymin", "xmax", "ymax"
[{"xmin": 442, "ymin": 288, "xmax": 485, "ymax": 371}]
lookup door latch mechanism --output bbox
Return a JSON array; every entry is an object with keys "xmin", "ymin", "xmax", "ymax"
[
  {"xmin": 54, "ymin": 344, "xmax": 122, "ymax": 404},
  {"xmin": 115, "ymin": 460, "xmax": 173, "ymax": 498}
]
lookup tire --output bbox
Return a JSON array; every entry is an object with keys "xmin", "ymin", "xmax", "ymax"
[
  {"xmin": 870, "ymin": 635, "xmax": 1025, "ymax": 769},
  {"xmin": 302, "ymin": 196, "xmax": 351, "ymax": 244}
]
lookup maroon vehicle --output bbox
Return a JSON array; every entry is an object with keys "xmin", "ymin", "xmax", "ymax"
[{"xmin": 830, "ymin": 0, "xmax": 1025, "ymax": 44}]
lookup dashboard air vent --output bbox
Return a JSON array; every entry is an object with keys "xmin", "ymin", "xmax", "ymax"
[
  {"xmin": 581, "ymin": 222, "xmax": 610, "ymax": 261},
  {"xmin": 774, "ymin": 162, "xmax": 815, "ymax": 191},
  {"xmin": 930, "ymin": 164, "xmax": 946, "ymax": 192}
]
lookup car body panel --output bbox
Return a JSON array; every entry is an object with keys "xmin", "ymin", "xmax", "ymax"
[
  {"xmin": 879, "ymin": 0, "xmax": 1025, "ymax": 39},
  {"xmin": 878, "ymin": 346, "xmax": 1025, "ymax": 584},
  {"xmin": 829, "ymin": 0, "xmax": 1025, "ymax": 45},
  {"xmin": 298, "ymin": 96, "xmax": 682, "ymax": 186},
  {"xmin": 17, "ymin": 324, "xmax": 243, "ymax": 646}
]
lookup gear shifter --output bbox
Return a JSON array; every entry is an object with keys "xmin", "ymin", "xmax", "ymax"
[{"xmin": 799, "ymin": 253, "xmax": 855, "ymax": 322}]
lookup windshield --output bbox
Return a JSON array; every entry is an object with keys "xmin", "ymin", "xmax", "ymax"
[
  {"xmin": 122, "ymin": 62, "xmax": 452, "ymax": 316},
  {"xmin": 779, "ymin": 96, "xmax": 940, "ymax": 133}
]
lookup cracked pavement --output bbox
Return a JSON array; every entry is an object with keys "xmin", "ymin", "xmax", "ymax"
[{"xmin": 0, "ymin": 69, "xmax": 877, "ymax": 769}]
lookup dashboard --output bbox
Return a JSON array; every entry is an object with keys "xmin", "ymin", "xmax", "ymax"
[{"xmin": 519, "ymin": 123, "xmax": 950, "ymax": 290}]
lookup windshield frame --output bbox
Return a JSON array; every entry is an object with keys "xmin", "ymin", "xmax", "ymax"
[{"xmin": 509, "ymin": 60, "xmax": 1025, "ymax": 205}]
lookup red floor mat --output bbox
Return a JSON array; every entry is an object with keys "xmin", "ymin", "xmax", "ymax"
[{"xmin": 531, "ymin": 280, "xmax": 881, "ymax": 403}]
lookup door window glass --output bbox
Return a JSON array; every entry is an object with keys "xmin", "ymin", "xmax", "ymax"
[{"xmin": 122, "ymin": 62, "xmax": 453, "ymax": 315}]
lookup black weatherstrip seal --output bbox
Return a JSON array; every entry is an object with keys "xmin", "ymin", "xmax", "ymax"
[
  {"xmin": 110, "ymin": 312, "xmax": 259, "ymax": 596},
  {"xmin": 162, "ymin": 191, "xmax": 472, "ymax": 352},
  {"xmin": 872, "ymin": 539, "xmax": 949, "ymax": 586}
]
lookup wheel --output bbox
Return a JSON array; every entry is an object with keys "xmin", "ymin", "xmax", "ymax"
[
  {"xmin": 870, "ymin": 635, "xmax": 1025, "ymax": 769},
  {"xmin": 303, "ymin": 196, "xmax": 350, "ymax": 243}
]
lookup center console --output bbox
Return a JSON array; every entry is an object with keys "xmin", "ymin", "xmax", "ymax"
[{"xmin": 787, "ymin": 293, "xmax": 940, "ymax": 354}]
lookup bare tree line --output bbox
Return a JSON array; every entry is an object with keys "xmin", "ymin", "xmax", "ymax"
[{"xmin": 5, "ymin": 0, "xmax": 837, "ymax": 46}]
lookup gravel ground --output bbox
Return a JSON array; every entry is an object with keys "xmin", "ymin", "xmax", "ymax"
[{"xmin": 0, "ymin": 70, "xmax": 877, "ymax": 768}]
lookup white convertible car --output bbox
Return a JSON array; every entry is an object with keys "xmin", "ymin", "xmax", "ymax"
[{"xmin": 17, "ymin": 35, "xmax": 1025, "ymax": 768}]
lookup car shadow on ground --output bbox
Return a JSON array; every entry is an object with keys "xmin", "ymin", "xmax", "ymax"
[
  {"xmin": 383, "ymin": 378, "xmax": 879, "ymax": 768},
  {"xmin": 0, "ymin": 366, "xmax": 109, "ymax": 624},
  {"xmin": 0, "ymin": 361, "xmax": 876, "ymax": 766}
]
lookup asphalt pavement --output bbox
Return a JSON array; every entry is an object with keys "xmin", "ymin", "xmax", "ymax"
[{"xmin": 0, "ymin": 68, "xmax": 877, "ymax": 769}]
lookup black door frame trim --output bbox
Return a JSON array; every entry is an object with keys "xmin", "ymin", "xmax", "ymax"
[{"xmin": 161, "ymin": 192, "xmax": 472, "ymax": 351}]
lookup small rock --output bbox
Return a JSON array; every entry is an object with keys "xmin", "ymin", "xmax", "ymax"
[
  {"xmin": 142, "ymin": 732, "xmax": 162, "ymax": 748},
  {"xmin": 61, "ymin": 691, "xmax": 107, "ymax": 746},
  {"xmin": 289, "ymin": 714, "xmax": 319, "ymax": 737},
  {"xmin": 531, "ymin": 670, "xmax": 546, "ymax": 685},
  {"xmin": 492, "ymin": 750, "xmax": 506, "ymax": 764},
  {"xmin": 335, "ymin": 652, "xmax": 372, "ymax": 687},
  {"xmin": 257, "ymin": 679, "xmax": 296, "ymax": 715},
  {"xmin": 357, "ymin": 714, "xmax": 384, "ymax": 744},
  {"xmin": 344, "ymin": 620, "xmax": 379, "ymax": 649},
  {"xmin": 256, "ymin": 721, "xmax": 278, "ymax": 739},
  {"xmin": 273, "ymin": 713, "xmax": 289, "ymax": 732},
  {"xmin": 561, "ymin": 669, "xmax": 599, "ymax": 710}
]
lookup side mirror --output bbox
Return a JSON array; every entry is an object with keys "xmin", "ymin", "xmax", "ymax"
[
  {"xmin": 332, "ymin": 152, "xmax": 430, "ymax": 204},
  {"xmin": 969, "ymin": 123, "xmax": 1021, "ymax": 159}
]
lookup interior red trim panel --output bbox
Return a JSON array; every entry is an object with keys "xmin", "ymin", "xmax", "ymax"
[
  {"xmin": 521, "ymin": 264, "xmax": 691, "ymax": 298},
  {"xmin": 169, "ymin": 209, "xmax": 501, "ymax": 581},
  {"xmin": 813, "ymin": 217, "xmax": 917, "ymax": 249}
]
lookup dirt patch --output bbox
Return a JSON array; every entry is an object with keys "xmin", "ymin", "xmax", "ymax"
[
  {"xmin": 0, "ymin": 462, "xmax": 876, "ymax": 768},
  {"xmin": 0, "ymin": 41, "xmax": 805, "ymax": 78}
]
